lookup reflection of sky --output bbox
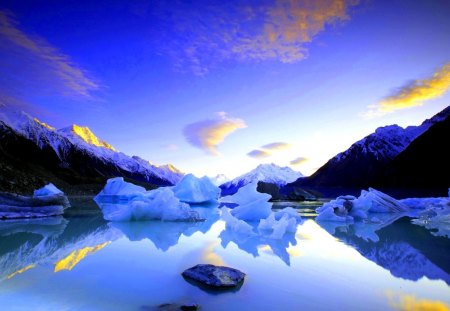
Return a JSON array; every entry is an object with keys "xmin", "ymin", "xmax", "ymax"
[
  {"xmin": 1, "ymin": 215, "xmax": 449, "ymax": 310},
  {"xmin": 1, "ymin": 1, "xmax": 450, "ymax": 177}
]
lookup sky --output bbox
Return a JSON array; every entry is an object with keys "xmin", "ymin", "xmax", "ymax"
[{"xmin": 1, "ymin": 0, "xmax": 449, "ymax": 178}]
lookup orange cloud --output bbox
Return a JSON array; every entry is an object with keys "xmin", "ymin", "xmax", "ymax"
[
  {"xmin": 247, "ymin": 149, "xmax": 272, "ymax": 158},
  {"xmin": 154, "ymin": 1, "xmax": 359, "ymax": 75},
  {"xmin": 366, "ymin": 63, "xmax": 450, "ymax": 117},
  {"xmin": 0, "ymin": 10, "xmax": 99, "ymax": 99},
  {"xmin": 183, "ymin": 113, "xmax": 247, "ymax": 155},
  {"xmin": 290, "ymin": 156, "xmax": 309, "ymax": 166},
  {"xmin": 261, "ymin": 142, "xmax": 292, "ymax": 151},
  {"xmin": 387, "ymin": 292, "xmax": 449, "ymax": 311}
]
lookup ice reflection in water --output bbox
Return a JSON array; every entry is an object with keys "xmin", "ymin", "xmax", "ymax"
[{"xmin": 0, "ymin": 203, "xmax": 449, "ymax": 310}]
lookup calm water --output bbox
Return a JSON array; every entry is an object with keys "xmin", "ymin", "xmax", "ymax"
[{"xmin": 0, "ymin": 198, "xmax": 449, "ymax": 310}]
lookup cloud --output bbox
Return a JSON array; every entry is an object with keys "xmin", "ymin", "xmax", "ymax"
[
  {"xmin": 261, "ymin": 142, "xmax": 292, "ymax": 151},
  {"xmin": 366, "ymin": 63, "xmax": 450, "ymax": 117},
  {"xmin": 247, "ymin": 149, "xmax": 272, "ymax": 158},
  {"xmin": 247, "ymin": 141, "xmax": 292, "ymax": 159},
  {"xmin": 183, "ymin": 113, "xmax": 246, "ymax": 155},
  {"xmin": 0, "ymin": 10, "xmax": 99, "ymax": 103},
  {"xmin": 151, "ymin": 0, "xmax": 359, "ymax": 75},
  {"xmin": 290, "ymin": 157, "xmax": 309, "ymax": 166}
]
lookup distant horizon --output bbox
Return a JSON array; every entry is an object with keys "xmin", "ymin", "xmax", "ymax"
[{"xmin": 1, "ymin": 1, "xmax": 449, "ymax": 178}]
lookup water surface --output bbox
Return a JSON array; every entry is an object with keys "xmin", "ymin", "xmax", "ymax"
[{"xmin": 0, "ymin": 199, "xmax": 449, "ymax": 310}]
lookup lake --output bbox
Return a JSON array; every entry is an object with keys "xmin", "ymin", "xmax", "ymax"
[{"xmin": 0, "ymin": 198, "xmax": 449, "ymax": 310}]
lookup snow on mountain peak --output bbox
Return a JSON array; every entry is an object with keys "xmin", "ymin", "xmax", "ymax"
[
  {"xmin": 222, "ymin": 163, "xmax": 303, "ymax": 189},
  {"xmin": 33, "ymin": 118, "xmax": 55, "ymax": 131},
  {"xmin": 59, "ymin": 124, "xmax": 117, "ymax": 151}
]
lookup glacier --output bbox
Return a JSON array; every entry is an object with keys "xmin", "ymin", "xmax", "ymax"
[{"xmin": 172, "ymin": 174, "xmax": 220, "ymax": 204}]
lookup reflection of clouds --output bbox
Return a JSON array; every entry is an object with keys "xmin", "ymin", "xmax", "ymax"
[
  {"xmin": 183, "ymin": 113, "xmax": 246, "ymax": 155},
  {"xmin": 366, "ymin": 63, "xmax": 450, "ymax": 117},
  {"xmin": 201, "ymin": 240, "xmax": 225, "ymax": 266},
  {"xmin": 0, "ymin": 10, "xmax": 100, "ymax": 103},
  {"xmin": 386, "ymin": 291, "xmax": 450, "ymax": 311},
  {"xmin": 152, "ymin": 0, "xmax": 359, "ymax": 75}
]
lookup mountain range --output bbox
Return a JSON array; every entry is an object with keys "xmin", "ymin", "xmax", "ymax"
[
  {"xmin": 285, "ymin": 106, "xmax": 450, "ymax": 197},
  {"xmin": 0, "ymin": 112, "xmax": 183, "ymax": 194},
  {"xmin": 220, "ymin": 163, "xmax": 303, "ymax": 196}
]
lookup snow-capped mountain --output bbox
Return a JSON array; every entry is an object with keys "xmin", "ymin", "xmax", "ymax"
[
  {"xmin": 220, "ymin": 163, "xmax": 303, "ymax": 195},
  {"xmin": 0, "ymin": 111, "xmax": 184, "ymax": 193},
  {"xmin": 290, "ymin": 106, "xmax": 450, "ymax": 192},
  {"xmin": 209, "ymin": 174, "xmax": 230, "ymax": 186}
]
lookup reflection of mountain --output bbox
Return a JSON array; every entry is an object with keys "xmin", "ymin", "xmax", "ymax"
[
  {"xmin": 329, "ymin": 217, "xmax": 450, "ymax": 284},
  {"xmin": 219, "ymin": 224, "xmax": 297, "ymax": 266},
  {"xmin": 0, "ymin": 215, "xmax": 120, "ymax": 281},
  {"xmin": 111, "ymin": 206, "xmax": 220, "ymax": 251}
]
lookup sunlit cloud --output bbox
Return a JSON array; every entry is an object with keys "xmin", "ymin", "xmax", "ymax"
[
  {"xmin": 152, "ymin": 0, "xmax": 359, "ymax": 75},
  {"xmin": 183, "ymin": 113, "xmax": 246, "ymax": 156},
  {"xmin": 247, "ymin": 141, "xmax": 292, "ymax": 159},
  {"xmin": 247, "ymin": 149, "xmax": 272, "ymax": 158},
  {"xmin": 0, "ymin": 10, "xmax": 100, "ymax": 103},
  {"xmin": 366, "ymin": 63, "xmax": 450, "ymax": 117},
  {"xmin": 261, "ymin": 142, "xmax": 292, "ymax": 151},
  {"xmin": 290, "ymin": 157, "xmax": 309, "ymax": 166}
]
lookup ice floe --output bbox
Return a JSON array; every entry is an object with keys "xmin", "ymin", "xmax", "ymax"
[{"xmin": 172, "ymin": 174, "xmax": 220, "ymax": 204}]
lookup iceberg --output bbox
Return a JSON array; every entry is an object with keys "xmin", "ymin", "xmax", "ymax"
[
  {"xmin": 94, "ymin": 177, "xmax": 147, "ymax": 202},
  {"xmin": 0, "ymin": 184, "xmax": 70, "ymax": 219},
  {"xmin": 172, "ymin": 174, "xmax": 220, "ymax": 204},
  {"xmin": 221, "ymin": 182, "xmax": 272, "ymax": 221},
  {"xmin": 315, "ymin": 188, "xmax": 410, "ymax": 222},
  {"xmin": 97, "ymin": 187, "xmax": 202, "ymax": 222},
  {"xmin": 221, "ymin": 208, "xmax": 255, "ymax": 237}
]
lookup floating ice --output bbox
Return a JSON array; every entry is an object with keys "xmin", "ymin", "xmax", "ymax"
[
  {"xmin": 94, "ymin": 177, "xmax": 146, "ymax": 202},
  {"xmin": 94, "ymin": 178, "xmax": 202, "ymax": 222},
  {"xmin": 0, "ymin": 184, "xmax": 69, "ymax": 219},
  {"xmin": 316, "ymin": 188, "xmax": 410, "ymax": 222},
  {"xmin": 172, "ymin": 174, "xmax": 220, "ymax": 204},
  {"xmin": 221, "ymin": 182, "xmax": 272, "ymax": 221},
  {"xmin": 33, "ymin": 183, "xmax": 63, "ymax": 197},
  {"xmin": 221, "ymin": 208, "xmax": 255, "ymax": 237}
]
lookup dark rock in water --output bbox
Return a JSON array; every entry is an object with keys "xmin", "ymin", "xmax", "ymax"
[
  {"xmin": 182, "ymin": 264, "xmax": 245, "ymax": 288},
  {"xmin": 180, "ymin": 303, "xmax": 199, "ymax": 311},
  {"xmin": 150, "ymin": 303, "xmax": 199, "ymax": 311}
]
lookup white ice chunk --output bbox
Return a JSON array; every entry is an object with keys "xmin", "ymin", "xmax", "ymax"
[
  {"xmin": 98, "ymin": 187, "xmax": 201, "ymax": 222},
  {"xmin": 172, "ymin": 174, "xmax": 220, "ymax": 204},
  {"xmin": 221, "ymin": 208, "xmax": 255, "ymax": 237},
  {"xmin": 355, "ymin": 188, "xmax": 409, "ymax": 213},
  {"xmin": 221, "ymin": 181, "xmax": 272, "ymax": 221},
  {"xmin": 94, "ymin": 177, "xmax": 147, "ymax": 202},
  {"xmin": 33, "ymin": 183, "xmax": 63, "ymax": 197},
  {"xmin": 316, "ymin": 206, "xmax": 353, "ymax": 222}
]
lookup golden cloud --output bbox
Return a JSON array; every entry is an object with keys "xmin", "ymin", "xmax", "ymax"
[
  {"xmin": 261, "ymin": 142, "xmax": 292, "ymax": 151},
  {"xmin": 0, "ymin": 10, "xmax": 99, "ymax": 99},
  {"xmin": 387, "ymin": 291, "xmax": 449, "ymax": 311},
  {"xmin": 366, "ymin": 63, "xmax": 450, "ymax": 117},
  {"xmin": 183, "ymin": 113, "xmax": 247, "ymax": 156},
  {"xmin": 247, "ymin": 149, "xmax": 273, "ymax": 158},
  {"xmin": 290, "ymin": 156, "xmax": 309, "ymax": 166},
  {"xmin": 154, "ymin": 0, "xmax": 359, "ymax": 75}
]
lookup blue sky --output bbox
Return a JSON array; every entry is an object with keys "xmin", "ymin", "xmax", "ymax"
[{"xmin": 1, "ymin": 0, "xmax": 449, "ymax": 178}]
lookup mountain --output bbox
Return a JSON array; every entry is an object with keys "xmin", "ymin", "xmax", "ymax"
[
  {"xmin": 288, "ymin": 106, "xmax": 450, "ymax": 196},
  {"xmin": 372, "ymin": 111, "xmax": 450, "ymax": 193},
  {"xmin": 220, "ymin": 163, "xmax": 303, "ymax": 196},
  {"xmin": 0, "ymin": 111, "xmax": 184, "ymax": 194},
  {"xmin": 209, "ymin": 174, "xmax": 230, "ymax": 186}
]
